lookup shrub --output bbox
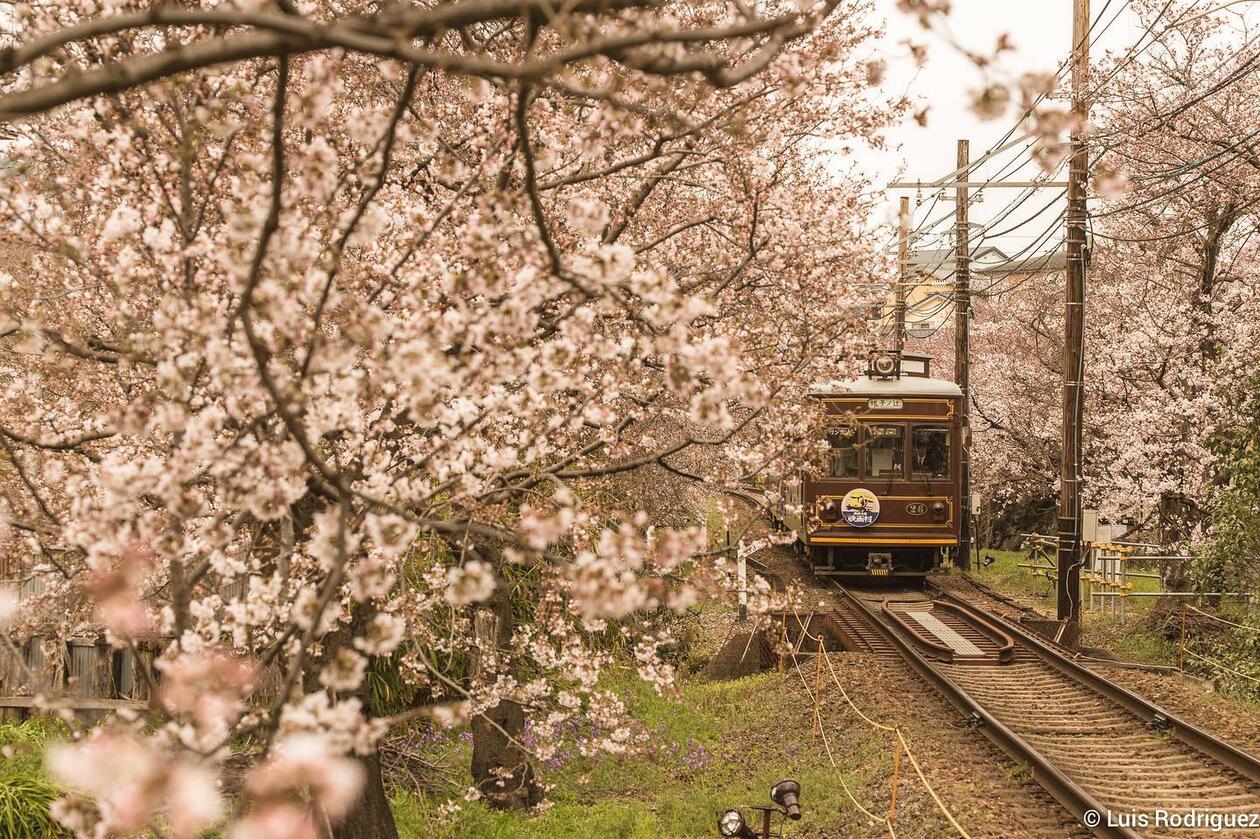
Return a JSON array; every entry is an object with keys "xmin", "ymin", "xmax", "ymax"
[
  {"xmin": 0, "ymin": 774, "xmax": 64, "ymax": 838},
  {"xmin": 0, "ymin": 721, "xmax": 69, "ymax": 838}
]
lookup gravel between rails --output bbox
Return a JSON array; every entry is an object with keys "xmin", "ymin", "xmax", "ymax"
[
  {"xmin": 752, "ymin": 544, "xmax": 1090, "ymax": 838},
  {"xmin": 937, "ymin": 651, "xmax": 1260, "ymax": 838},
  {"xmin": 934, "ymin": 574, "xmax": 1260, "ymax": 755},
  {"xmin": 931, "ymin": 573, "xmax": 1260, "ymax": 838}
]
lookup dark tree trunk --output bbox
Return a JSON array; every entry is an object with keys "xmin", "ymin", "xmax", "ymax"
[
  {"xmin": 332, "ymin": 750, "xmax": 399, "ymax": 839},
  {"xmin": 469, "ymin": 581, "xmax": 542, "ymax": 810},
  {"xmin": 1191, "ymin": 203, "xmax": 1239, "ymax": 372},
  {"xmin": 321, "ymin": 601, "xmax": 399, "ymax": 839}
]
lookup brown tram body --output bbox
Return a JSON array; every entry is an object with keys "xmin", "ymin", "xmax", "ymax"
[{"xmin": 782, "ymin": 352, "xmax": 963, "ymax": 578}]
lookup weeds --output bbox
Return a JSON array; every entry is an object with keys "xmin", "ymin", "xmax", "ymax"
[{"xmin": 0, "ymin": 720, "xmax": 69, "ymax": 838}]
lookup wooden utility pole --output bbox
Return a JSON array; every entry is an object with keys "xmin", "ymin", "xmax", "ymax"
[
  {"xmin": 895, "ymin": 196, "xmax": 910, "ymax": 352},
  {"xmin": 954, "ymin": 139, "xmax": 971, "ymax": 572},
  {"xmin": 1058, "ymin": 0, "xmax": 1090, "ymax": 624}
]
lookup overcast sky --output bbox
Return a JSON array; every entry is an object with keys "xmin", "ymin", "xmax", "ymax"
[{"xmin": 863, "ymin": 0, "xmax": 1147, "ymax": 256}]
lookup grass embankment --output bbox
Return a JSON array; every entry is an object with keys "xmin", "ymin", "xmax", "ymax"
[
  {"xmin": 392, "ymin": 669, "xmax": 899, "ymax": 839},
  {"xmin": 972, "ymin": 547, "xmax": 1179, "ymax": 664},
  {"xmin": 971, "ymin": 547, "xmax": 1260, "ymax": 699}
]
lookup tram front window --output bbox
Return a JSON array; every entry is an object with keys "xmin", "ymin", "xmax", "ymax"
[
  {"xmin": 912, "ymin": 425, "xmax": 950, "ymax": 478},
  {"xmin": 825, "ymin": 426, "xmax": 858, "ymax": 477},
  {"xmin": 865, "ymin": 424, "xmax": 904, "ymax": 478}
]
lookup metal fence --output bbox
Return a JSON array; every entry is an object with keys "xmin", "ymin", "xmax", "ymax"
[{"xmin": 1013, "ymin": 533, "xmax": 1256, "ymax": 623}]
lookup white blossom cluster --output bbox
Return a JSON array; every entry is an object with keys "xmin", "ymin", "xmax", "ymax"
[{"xmin": 0, "ymin": 0, "xmax": 895, "ymax": 834}]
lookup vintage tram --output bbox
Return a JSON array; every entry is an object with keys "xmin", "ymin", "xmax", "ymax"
[{"xmin": 781, "ymin": 351, "xmax": 963, "ymax": 578}]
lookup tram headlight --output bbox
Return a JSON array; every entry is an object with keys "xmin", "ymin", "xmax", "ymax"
[
  {"xmin": 717, "ymin": 808, "xmax": 752, "ymax": 837},
  {"xmin": 871, "ymin": 353, "xmax": 898, "ymax": 378},
  {"xmin": 932, "ymin": 502, "xmax": 947, "ymax": 522}
]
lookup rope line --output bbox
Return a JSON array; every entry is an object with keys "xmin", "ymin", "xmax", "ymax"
[
  {"xmin": 787, "ymin": 606, "xmax": 973, "ymax": 839},
  {"xmin": 1184, "ymin": 603, "xmax": 1260, "ymax": 635},
  {"xmin": 821, "ymin": 644, "xmax": 896, "ymax": 732},
  {"xmin": 895, "ymin": 729, "xmax": 975, "ymax": 839},
  {"xmin": 1181, "ymin": 647, "xmax": 1260, "ymax": 686},
  {"xmin": 787, "ymin": 646, "xmax": 889, "ymax": 828}
]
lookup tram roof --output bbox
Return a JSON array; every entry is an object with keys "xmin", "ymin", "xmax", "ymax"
[{"xmin": 808, "ymin": 375, "xmax": 963, "ymax": 397}]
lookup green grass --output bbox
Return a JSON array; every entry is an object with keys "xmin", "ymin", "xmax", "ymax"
[
  {"xmin": 970, "ymin": 548, "xmax": 1045, "ymax": 597},
  {"xmin": 392, "ymin": 671, "xmax": 912, "ymax": 838},
  {"xmin": 0, "ymin": 720, "xmax": 70, "ymax": 838},
  {"xmin": 1084, "ymin": 609, "xmax": 1179, "ymax": 665}
]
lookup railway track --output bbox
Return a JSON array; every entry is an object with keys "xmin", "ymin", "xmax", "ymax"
[
  {"xmin": 822, "ymin": 586, "xmax": 1013, "ymax": 665},
  {"xmin": 831, "ymin": 580, "xmax": 1260, "ymax": 838}
]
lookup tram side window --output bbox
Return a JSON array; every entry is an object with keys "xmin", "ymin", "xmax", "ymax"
[
  {"xmin": 912, "ymin": 425, "xmax": 951, "ymax": 478},
  {"xmin": 865, "ymin": 424, "xmax": 904, "ymax": 478},
  {"xmin": 825, "ymin": 426, "xmax": 859, "ymax": 478}
]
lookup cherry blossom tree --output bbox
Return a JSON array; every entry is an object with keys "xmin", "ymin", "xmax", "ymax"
[
  {"xmin": 934, "ymin": 0, "xmax": 1260, "ymax": 567},
  {"xmin": 0, "ymin": 1, "xmax": 896, "ymax": 835},
  {"xmin": 1086, "ymin": 0, "xmax": 1260, "ymax": 546}
]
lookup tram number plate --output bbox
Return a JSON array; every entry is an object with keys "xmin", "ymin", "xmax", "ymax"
[{"xmin": 868, "ymin": 398, "xmax": 903, "ymax": 410}]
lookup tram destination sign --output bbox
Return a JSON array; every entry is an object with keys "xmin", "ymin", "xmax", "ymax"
[{"xmin": 868, "ymin": 398, "xmax": 903, "ymax": 410}]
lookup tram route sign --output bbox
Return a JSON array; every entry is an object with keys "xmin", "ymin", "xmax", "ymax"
[{"xmin": 868, "ymin": 398, "xmax": 903, "ymax": 410}]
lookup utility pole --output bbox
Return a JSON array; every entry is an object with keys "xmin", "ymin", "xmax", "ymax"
[
  {"xmin": 1058, "ymin": 0, "xmax": 1090, "ymax": 625},
  {"xmin": 954, "ymin": 139, "xmax": 971, "ymax": 572},
  {"xmin": 895, "ymin": 196, "xmax": 909, "ymax": 352}
]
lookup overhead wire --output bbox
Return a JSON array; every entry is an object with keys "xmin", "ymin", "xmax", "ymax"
[
  {"xmin": 885, "ymin": 0, "xmax": 1127, "ymax": 307},
  {"xmin": 1081, "ymin": 0, "xmax": 1179, "ymax": 105},
  {"xmin": 941, "ymin": 0, "xmax": 1250, "ymax": 260},
  {"xmin": 950, "ymin": 0, "xmax": 1166, "ymax": 231},
  {"xmin": 1092, "ymin": 40, "xmax": 1260, "ymax": 144},
  {"xmin": 1078, "ymin": 11, "xmax": 1260, "ymax": 257},
  {"xmin": 895, "ymin": 160, "xmax": 1069, "ymax": 329},
  {"xmin": 1091, "ymin": 188, "xmax": 1260, "ymax": 242},
  {"xmin": 895, "ymin": 146, "xmax": 1062, "ymax": 289},
  {"xmin": 889, "ymin": 0, "xmax": 1260, "ymax": 340},
  {"xmin": 1090, "ymin": 132, "xmax": 1260, "ymax": 220},
  {"xmin": 886, "ymin": 189, "xmax": 1070, "ymax": 334},
  {"xmin": 884, "ymin": 0, "xmax": 1114, "ymax": 259}
]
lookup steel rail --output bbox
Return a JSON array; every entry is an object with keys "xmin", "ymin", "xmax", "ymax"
[
  {"xmin": 933, "ymin": 599, "xmax": 1017, "ymax": 663},
  {"xmin": 877, "ymin": 597, "xmax": 1015, "ymax": 664},
  {"xmin": 880, "ymin": 599, "xmax": 959, "ymax": 661},
  {"xmin": 835, "ymin": 584, "xmax": 1139, "ymax": 839},
  {"xmin": 929, "ymin": 582, "xmax": 1260, "ymax": 787},
  {"xmin": 943, "ymin": 575, "xmax": 1186, "ymax": 674}
]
